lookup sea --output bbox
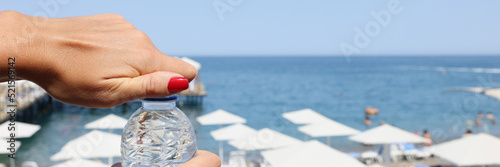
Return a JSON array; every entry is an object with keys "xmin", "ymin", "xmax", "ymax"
[{"xmin": 5, "ymin": 56, "xmax": 500, "ymax": 166}]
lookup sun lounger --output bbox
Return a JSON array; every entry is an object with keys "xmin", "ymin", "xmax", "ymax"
[
  {"xmin": 361, "ymin": 147, "xmax": 383, "ymax": 164},
  {"xmin": 228, "ymin": 151, "xmax": 247, "ymax": 167},
  {"xmin": 414, "ymin": 165, "xmax": 430, "ymax": 167},
  {"xmin": 390, "ymin": 143, "xmax": 404, "ymax": 162},
  {"xmin": 348, "ymin": 152, "xmax": 361, "ymax": 160},
  {"xmin": 415, "ymin": 148, "xmax": 432, "ymax": 159},
  {"xmin": 400, "ymin": 143, "xmax": 419, "ymax": 161}
]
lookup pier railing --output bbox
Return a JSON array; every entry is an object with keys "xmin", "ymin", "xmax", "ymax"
[{"xmin": 0, "ymin": 80, "xmax": 48, "ymax": 122}]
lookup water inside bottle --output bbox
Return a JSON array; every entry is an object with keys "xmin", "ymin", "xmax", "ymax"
[{"xmin": 121, "ymin": 97, "xmax": 196, "ymax": 167}]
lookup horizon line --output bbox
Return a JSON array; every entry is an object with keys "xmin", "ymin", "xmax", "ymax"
[{"xmin": 168, "ymin": 54, "xmax": 500, "ymax": 57}]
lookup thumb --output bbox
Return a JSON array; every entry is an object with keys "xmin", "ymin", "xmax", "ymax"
[{"xmin": 120, "ymin": 71, "xmax": 189, "ymax": 101}]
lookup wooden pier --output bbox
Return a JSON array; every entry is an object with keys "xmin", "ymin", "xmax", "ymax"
[
  {"xmin": 0, "ymin": 80, "xmax": 51, "ymax": 123},
  {"xmin": 178, "ymin": 57, "xmax": 207, "ymax": 106},
  {"xmin": 178, "ymin": 82, "xmax": 207, "ymax": 106}
]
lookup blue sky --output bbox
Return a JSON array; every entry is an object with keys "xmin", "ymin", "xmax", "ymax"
[{"xmin": 2, "ymin": 0, "xmax": 500, "ymax": 56}]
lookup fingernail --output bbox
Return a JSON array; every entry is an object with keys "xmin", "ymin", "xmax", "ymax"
[{"xmin": 168, "ymin": 77, "xmax": 189, "ymax": 94}]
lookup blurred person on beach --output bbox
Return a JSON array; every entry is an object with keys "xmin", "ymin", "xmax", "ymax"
[
  {"xmin": 464, "ymin": 129, "xmax": 473, "ymax": 137},
  {"xmin": 364, "ymin": 116, "xmax": 371, "ymax": 127},
  {"xmin": 477, "ymin": 112, "xmax": 484, "ymax": 119},
  {"xmin": 475, "ymin": 118, "xmax": 482, "ymax": 126},
  {"xmin": 423, "ymin": 129, "xmax": 432, "ymax": 146},
  {"xmin": 476, "ymin": 112, "xmax": 483, "ymax": 126},
  {"xmin": 413, "ymin": 130, "xmax": 420, "ymax": 136},
  {"xmin": 365, "ymin": 106, "xmax": 379, "ymax": 115},
  {"xmin": 0, "ymin": 11, "xmax": 220, "ymax": 167},
  {"xmin": 486, "ymin": 112, "xmax": 497, "ymax": 125}
]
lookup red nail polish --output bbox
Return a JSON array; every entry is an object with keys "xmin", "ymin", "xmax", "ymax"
[{"xmin": 168, "ymin": 77, "xmax": 189, "ymax": 94}]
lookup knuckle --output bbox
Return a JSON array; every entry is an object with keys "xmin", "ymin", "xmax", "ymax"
[
  {"xmin": 1, "ymin": 10, "xmax": 21, "ymax": 16},
  {"xmin": 104, "ymin": 13, "xmax": 125, "ymax": 20},
  {"xmin": 121, "ymin": 21, "xmax": 136, "ymax": 29},
  {"xmin": 143, "ymin": 75, "xmax": 158, "ymax": 96},
  {"xmin": 135, "ymin": 30, "xmax": 149, "ymax": 39},
  {"xmin": 128, "ymin": 29, "xmax": 151, "ymax": 42},
  {"xmin": 1, "ymin": 11, "xmax": 23, "ymax": 22}
]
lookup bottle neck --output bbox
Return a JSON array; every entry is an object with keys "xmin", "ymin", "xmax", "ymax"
[{"xmin": 141, "ymin": 100, "xmax": 176, "ymax": 110}]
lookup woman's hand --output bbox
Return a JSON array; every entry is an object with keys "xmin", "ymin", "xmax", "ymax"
[
  {"xmin": 1, "ymin": 11, "xmax": 196, "ymax": 108},
  {"xmin": 111, "ymin": 150, "xmax": 221, "ymax": 167}
]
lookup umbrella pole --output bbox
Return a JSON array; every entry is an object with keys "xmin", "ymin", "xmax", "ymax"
[
  {"xmin": 218, "ymin": 124, "xmax": 223, "ymax": 164},
  {"xmin": 10, "ymin": 158, "xmax": 15, "ymax": 167},
  {"xmin": 109, "ymin": 128, "xmax": 113, "ymax": 165},
  {"xmin": 327, "ymin": 136, "xmax": 330, "ymax": 146},
  {"xmin": 381, "ymin": 144, "xmax": 391, "ymax": 163},
  {"xmin": 219, "ymin": 140, "xmax": 224, "ymax": 164}
]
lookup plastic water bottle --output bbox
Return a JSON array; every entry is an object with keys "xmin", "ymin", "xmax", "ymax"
[{"xmin": 121, "ymin": 95, "xmax": 197, "ymax": 167}]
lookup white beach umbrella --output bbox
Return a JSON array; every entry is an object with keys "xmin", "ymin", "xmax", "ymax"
[
  {"xmin": 299, "ymin": 119, "xmax": 360, "ymax": 137},
  {"xmin": 211, "ymin": 124, "xmax": 257, "ymax": 141},
  {"xmin": 51, "ymin": 158, "xmax": 108, "ymax": 167},
  {"xmin": 0, "ymin": 141, "xmax": 21, "ymax": 167},
  {"xmin": 0, "ymin": 122, "xmax": 41, "ymax": 138},
  {"xmin": 210, "ymin": 124, "xmax": 257, "ymax": 164},
  {"xmin": 229, "ymin": 128, "xmax": 302, "ymax": 151},
  {"xmin": 349, "ymin": 124, "xmax": 429, "ymax": 163},
  {"xmin": 283, "ymin": 108, "xmax": 358, "ymax": 143},
  {"xmin": 433, "ymin": 133, "xmax": 500, "ymax": 166},
  {"xmin": 84, "ymin": 114, "xmax": 127, "ymax": 130},
  {"xmin": 50, "ymin": 130, "xmax": 121, "ymax": 165},
  {"xmin": 349, "ymin": 124, "xmax": 429, "ymax": 145},
  {"xmin": 261, "ymin": 140, "xmax": 366, "ymax": 167},
  {"xmin": 0, "ymin": 141, "xmax": 20, "ymax": 154},
  {"xmin": 197, "ymin": 109, "xmax": 246, "ymax": 162},
  {"xmin": 282, "ymin": 108, "xmax": 330, "ymax": 125},
  {"xmin": 197, "ymin": 109, "xmax": 246, "ymax": 126},
  {"xmin": 298, "ymin": 119, "xmax": 360, "ymax": 145}
]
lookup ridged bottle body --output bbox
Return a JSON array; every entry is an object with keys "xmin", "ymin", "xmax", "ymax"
[{"xmin": 121, "ymin": 99, "xmax": 196, "ymax": 167}]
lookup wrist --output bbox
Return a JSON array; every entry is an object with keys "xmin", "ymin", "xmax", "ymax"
[
  {"xmin": 0, "ymin": 11, "xmax": 33, "ymax": 80},
  {"xmin": 0, "ymin": 11, "xmax": 49, "ymax": 81}
]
